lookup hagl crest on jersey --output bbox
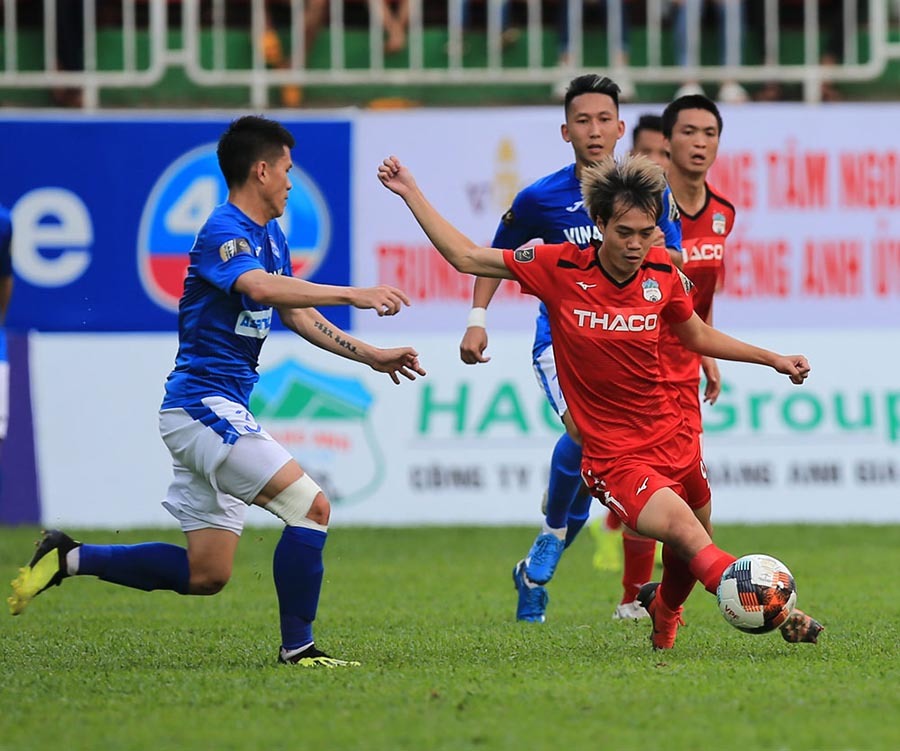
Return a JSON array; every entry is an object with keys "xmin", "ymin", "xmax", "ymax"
[
  {"xmin": 138, "ymin": 144, "xmax": 330, "ymax": 312},
  {"xmin": 642, "ymin": 278, "xmax": 662, "ymax": 302},
  {"xmin": 712, "ymin": 212, "xmax": 727, "ymax": 235}
]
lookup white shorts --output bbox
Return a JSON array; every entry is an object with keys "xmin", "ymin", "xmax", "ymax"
[
  {"xmin": 532, "ymin": 344, "xmax": 568, "ymax": 418},
  {"xmin": 159, "ymin": 396, "xmax": 293, "ymax": 534}
]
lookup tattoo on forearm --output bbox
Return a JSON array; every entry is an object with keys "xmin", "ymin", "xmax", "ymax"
[{"xmin": 314, "ymin": 319, "xmax": 358, "ymax": 353}]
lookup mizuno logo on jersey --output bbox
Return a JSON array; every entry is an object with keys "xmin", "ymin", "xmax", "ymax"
[
  {"xmin": 572, "ymin": 309, "xmax": 659, "ymax": 332},
  {"xmin": 234, "ymin": 309, "xmax": 272, "ymax": 339},
  {"xmin": 576, "ymin": 281, "xmax": 597, "ymax": 290},
  {"xmin": 563, "ymin": 225, "xmax": 602, "ymax": 246}
]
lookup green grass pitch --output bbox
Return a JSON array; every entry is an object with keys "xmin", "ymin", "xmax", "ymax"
[{"xmin": 1, "ymin": 524, "xmax": 898, "ymax": 751}]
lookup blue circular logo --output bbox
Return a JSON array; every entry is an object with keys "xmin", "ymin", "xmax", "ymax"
[{"xmin": 138, "ymin": 143, "xmax": 331, "ymax": 311}]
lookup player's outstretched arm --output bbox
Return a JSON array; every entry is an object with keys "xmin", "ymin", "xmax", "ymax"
[
  {"xmin": 235, "ymin": 270, "xmax": 411, "ymax": 317},
  {"xmin": 377, "ymin": 156, "xmax": 512, "ymax": 280},
  {"xmin": 672, "ymin": 313, "xmax": 810, "ymax": 385},
  {"xmin": 278, "ymin": 307, "xmax": 426, "ymax": 384}
]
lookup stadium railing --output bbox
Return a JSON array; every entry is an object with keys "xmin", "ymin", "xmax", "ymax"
[{"xmin": 2, "ymin": 0, "xmax": 900, "ymax": 107}]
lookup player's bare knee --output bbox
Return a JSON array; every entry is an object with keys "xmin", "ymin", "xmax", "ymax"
[
  {"xmin": 307, "ymin": 493, "xmax": 331, "ymax": 526},
  {"xmin": 652, "ymin": 505, "xmax": 706, "ymax": 551},
  {"xmin": 264, "ymin": 473, "xmax": 329, "ymax": 530},
  {"xmin": 668, "ymin": 519, "xmax": 712, "ymax": 557},
  {"xmin": 189, "ymin": 571, "xmax": 231, "ymax": 595}
]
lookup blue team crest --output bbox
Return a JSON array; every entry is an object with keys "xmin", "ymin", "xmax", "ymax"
[
  {"xmin": 137, "ymin": 144, "xmax": 331, "ymax": 312},
  {"xmin": 249, "ymin": 359, "xmax": 382, "ymax": 505},
  {"xmin": 642, "ymin": 278, "xmax": 662, "ymax": 302},
  {"xmin": 712, "ymin": 212, "xmax": 727, "ymax": 235}
]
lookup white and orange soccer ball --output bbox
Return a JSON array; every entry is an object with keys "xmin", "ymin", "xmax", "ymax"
[{"xmin": 717, "ymin": 554, "xmax": 797, "ymax": 633}]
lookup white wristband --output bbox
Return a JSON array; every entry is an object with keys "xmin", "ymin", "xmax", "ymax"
[{"xmin": 467, "ymin": 307, "xmax": 487, "ymax": 328}]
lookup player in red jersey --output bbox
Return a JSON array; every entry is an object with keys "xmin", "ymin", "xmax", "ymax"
[
  {"xmin": 378, "ymin": 152, "xmax": 823, "ymax": 648},
  {"xmin": 612, "ymin": 95, "xmax": 737, "ymax": 615},
  {"xmin": 661, "ymin": 95, "xmax": 732, "ymax": 434}
]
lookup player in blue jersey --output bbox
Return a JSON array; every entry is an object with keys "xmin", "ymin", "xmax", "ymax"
[
  {"xmin": 0, "ymin": 204, "xmax": 12, "ymax": 462},
  {"xmin": 8, "ymin": 116, "xmax": 426, "ymax": 667},
  {"xmin": 458, "ymin": 75, "xmax": 682, "ymax": 623}
]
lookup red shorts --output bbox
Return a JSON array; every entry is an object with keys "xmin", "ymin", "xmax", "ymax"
[{"xmin": 581, "ymin": 425, "xmax": 711, "ymax": 529}]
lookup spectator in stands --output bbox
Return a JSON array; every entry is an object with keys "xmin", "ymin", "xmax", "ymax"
[
  {"xmin": 670, "ymin": 0, "xmax": 750, "ymax": 104},
  {"xmin": 263, "ymin": 0, "xmax": 408, "ymax": 106},
  {"xmin": 381, "ymin": 0, "xmax": 411, "ymax": 54},
  {"xmin": 751, "ymin": 0, "xmax": 851, "ymax": 102},
  {"xmin": 53, "ymin": 0, "xmax": 84, "ymax": 107},
  {"xmin": 818, "ymin": 0, "xmax": 847, "ymax": 101},
  {"xmin": 456, "ymin": 0, "xmax": 521, "ymax": 53},
  {"xmin": 554, "ymin": 1, "xmax": 635, "ymax": 101},
  {"xmin": 262, "ymin": 0, "xmax": 329, "ymax": 107}
]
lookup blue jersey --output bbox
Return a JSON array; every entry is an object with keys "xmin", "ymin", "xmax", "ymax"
[
  {"xmin": 0, "ymin": 204, "xmax": 11, "ymax": 278},
  {"xmin": 162, "ymin": 202, "xmax": 292, "ymax": 410},
  {"xmin": 491, "ymin": 163, "xmax": 681, "ymax": 358}
]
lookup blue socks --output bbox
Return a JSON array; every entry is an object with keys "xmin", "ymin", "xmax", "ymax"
[
  {"xmin": 78, "ymin": 543, "xmax": 190, "ymax": 595},
  {"xmin": 75, "ymin": 528, "xmax": 328, "ymax": 652},
  {"xmin": 545, "ymin": 432, "xmax": 584, "ymax": 529},
  {"xmin": 273, "ymin": 526, "xmax": 327, "ymax": 651},
  {"xmin": 564, "ymin": 489, "xmax": 593, "ymax": 548}
]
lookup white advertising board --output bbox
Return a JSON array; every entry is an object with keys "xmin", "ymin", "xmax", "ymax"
[
  {"xmin": 353, "ymin": 103, "xmax": 900, "ymax": 334},
  {"xmin": 31, "ymin": 329, "xmax": 900, "ymax": 528}
]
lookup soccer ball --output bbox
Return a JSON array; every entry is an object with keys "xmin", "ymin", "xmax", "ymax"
[{"xmin": 717, "ymin": 554, "xmax": 797, "ymax": 633}]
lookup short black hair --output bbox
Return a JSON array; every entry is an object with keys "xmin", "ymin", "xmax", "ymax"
[
  {"xmin": 581, "ymin": 154, "xmax": 666, "ymax": 225},
  {"xmin": 632, "ymin": 113, "xmax": 663, "ymax": 145},
  {"xmin": 564, "ymin": 74, "xmax": 620, "ymax": 117},
  {"xmin": 661, "ymin": 95, "xmax": 723, "ymax": 139},
  {"xmin": 217, "ymin": 115, "xmax": 296, "ymax": 189}
]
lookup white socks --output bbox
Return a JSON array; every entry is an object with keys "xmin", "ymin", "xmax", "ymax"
[
  {"xmin": 541, "ymin": 523, "xmax": 567, "ymax": 541},
  {"xmin": 65, "ymin": 548, "xmax": 80, "ymax": 576}
]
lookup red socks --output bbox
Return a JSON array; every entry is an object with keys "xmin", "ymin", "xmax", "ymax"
[
  {"xmin": 621, "ymin": 532, "xmax": 657, "ymax": 603},
  {"xmin": 689, "ymin": 544, "xmax": 737, "ymax": 594},
  {"xmin": 658, "ymin": 544, "xmax": 697, "ymax": 611},
  {"xmin": 655, "ymin": 543, "xmax": 738, "ymax": 612}
]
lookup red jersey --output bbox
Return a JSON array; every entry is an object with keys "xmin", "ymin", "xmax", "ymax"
[
  {"xmin": 504, "ymin": 243, "xmax": 694, "ymax": 463},
  {"xmin": 659, "ymin": 184, "xmax": 736, "ymax": 433}
]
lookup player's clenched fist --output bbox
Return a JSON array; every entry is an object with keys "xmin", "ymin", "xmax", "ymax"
[
  {"xmin": 459, "ymin": 327, "xmax": 491, "ymax": 365},
  {"xmin": 773, "ymin": 355, "xmax": 811, "ymax": 384},
  {"xmin": 377, "ymin": 156, "xmax": 417, "ymax": 197}
]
